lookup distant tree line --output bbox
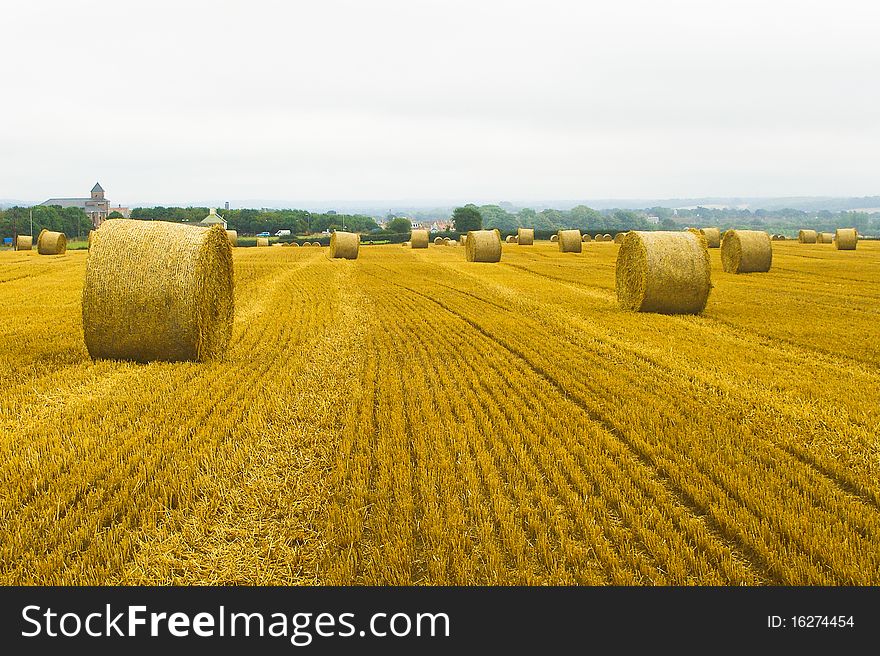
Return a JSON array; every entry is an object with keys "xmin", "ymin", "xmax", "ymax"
[
  {"xmin": 0, "ymin": 205, "xmax": 91, "ymax": 240},
  {"xmin": 128, "ymin": 207, "xmax": 380, "ymax": 235}
]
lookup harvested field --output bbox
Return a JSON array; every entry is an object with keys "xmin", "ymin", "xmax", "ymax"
[{"xmin": 1, "ymin": 240, "xmax": 879, "ymax": 585}]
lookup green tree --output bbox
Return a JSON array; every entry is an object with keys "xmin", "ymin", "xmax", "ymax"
[
  {"xmin": 107, "ymin": 211, "xmax": 124, "ymax": 219},
  {"xmin": 452, "ymin": 205, "xmax": 482, "ymax": 232},
  {"xmin": 386, "ymin": 217, "xmax": 412, "ymax": 233}
]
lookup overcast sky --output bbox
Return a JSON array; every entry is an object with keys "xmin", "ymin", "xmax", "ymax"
[{"xmin": 1, "ymin": 0, "xmax": 878, "ymax": 206}]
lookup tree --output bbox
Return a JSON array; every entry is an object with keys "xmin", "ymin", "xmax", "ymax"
[
  {"xmin": 107, "ymin": 211, "xmax": 124, "ymax": 219},
  {"xmin": 452, "ymin": 205, "xmax": 482, "ymax": 232},
  {"xmin": 386, "ymin": 217, "xmax": 412, "ymax": 234}
]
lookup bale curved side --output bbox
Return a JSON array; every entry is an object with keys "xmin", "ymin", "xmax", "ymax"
[
  {"xmin": 82, "ymin": 220, "xmax": 234, "ymax": 362},
  {"xmin": 720, "ymin": 230, "xmax": 772, "ymax": 273},
  {"xmin": 835, "ymin": 228, "xmax": 858, "ymax": 250},
  {"xmin": 517, "ymin": 228, "xmax": 534, "ymax": 245},
  {"xmin": 558, "ymin": 229, "xmax": 582, "ymax": 253},
  {"xmin": 465, "ymin": 230, "xmax": 502, "ymax": 263},
  {"xmin": 225, "ymin": 230, "xmax": 238, "ymax": 247},
  {"xmin": 330, "ymin": 231, "xmax": 359, "ymax": 259},
  {"xmin": 15, "ymin": 235, "xmax": 33, "ymax": 251},
  {"xmin": 38, "ymin": 230, "xmax": 67, "ymax": 255},
  {"xmin": 798, "ymin": 229, "xmax": 817, "ymax": 244},
  {"xmin": 615, "ymin": 231, "xmax": 711, "ymax": 314},
  {"xmin": 88, "ymin": 230, "xmax": 96, "ymax": 249}
]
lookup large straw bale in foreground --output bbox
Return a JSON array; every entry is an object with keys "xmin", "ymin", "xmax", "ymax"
[
  {"xmin": 256, "ymin": 237, "xmax": 270, "ymax": 247},
  {"xmin": 550, "ymin": 234, "xmax": 559, "ymax": 243},
  {"xmin": 225, "ymin": 230, "xmax": 238, "ymax": 247},
  {"xmin": 616, "ymin": 231, "xmax": 711, "ymax": 314},
  {"xmin": 329, "ymin": 231, "xmax": 359, "ymax": 259},
  {"xmin": 465, "ymin": 230, "xmax": 502, "ymax": 262},
  {"xmin": 410, "ymin": 229, "xmax": 429, "ymax": 248},
  {"xmin": 15, "ymin": 235, "xmax": 32, "ymax": 251},
  {"xmin": 558, "ymin": 229, "xmax": 583, "ymax": 253},
  {"xmin": 38, "ymin": 230, "xmax": 67, "ymax": 255},
  {"xmin": 817, "ymin": 232, "xmax": 834, "ymax": 244},
  {"xmin": 835, "ymin": 228, "xmax": 858, "ymax": 250},
  {"xmin": 82, "ymin": 220, "xmax": 234, "ymax": 363},
  {"xmin": 798, "ymin": 229, "xmax": 817, "ymax": 244},
  {"xmin": 517, "ymin": 228, "xmax": 534, "ymax": 245},
  {"xmin": 721, "ymin": 229, "xmax": 772, "ymax": 273},
  {"xmin": 699, "ymin": 227, "xmax": 721, "ymax": 248}
]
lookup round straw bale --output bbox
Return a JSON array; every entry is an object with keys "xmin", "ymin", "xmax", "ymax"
[
  {"xmin": 434, "ymin": 236, "xmax": 444, "ymax": 245},
  {"xmin": 550, "ymin": 234, "xmax": 559, "ymax": 243},
  {"xmin": 15, "ymin": 235, "xmax": 33, "ymax": 251},
  {"xmin": 459, "ymin": 234, "xmax": 467, "ymax": 246},
  {"xmin": 835, "ymin": 228, "xmax": 858, "ymax": 250},
  {"xmin": 558, "ymin": 229, "xmax": 583, "ymax": 253},
  {"xmin": 698, "ymin": 227, "xmax": 721, "ymax": 248},
  {"xmin": 465, "ymin": 229, "xmax": 502, "ymax": 263},
  {"xmin": 614, "ymin": 232, "xmax": 626, "ymax": 244},
  {"xmin": 330, "ymin": 231, "xmax": 359, "ymax": 259},
  {"xmin": 505, "ymin": 235, "xmax": 516, "ymax": 243},
  {"xmin": 272, "ymin": 243, "xmax": 283, "ymax": 247},
  {"xmin": 443, "ymin": 237, "xmax": 451, "ymax": 244},
  {"xmin": 410, "ymin": 229, "xmax": 429, "ymax": 248},
  {"xmin": 402, "ymin": 241, "xmax": 410, "ymax": 247},
  {"xmin": 798, "ymin": 229, "xmax": 817, "ymax": 244},
  {"xmin": 225, "ymin": 230, "xmax": 238, "ymax": 247},
  {"xmin": 517, "ymin": 228, "xmax": 534, "ymax": 245},
  {"xmin": 616, "ymin": 231, "xmax": 711, "ymax": 314},
  {"xmin": 817, "ymin": 232, "xmax": 834, "ymax": 244},
  {"xmin": 37, "ymin": 229, "xmax": 67, "ymax": 255},
  {"xmin": 82, "ymin": 220, "xmax": 234, "ymax": 363},
  {"xmin": 582, "ymin": 233, "xmax": 593, "ymax": 243},
  {"xmin": 256, "ymin": 237, "xmax": 270, "ymax": 247},
  {"xmin": 603, "ymin": 233, "xmax": 612, "ymax": 241},
  {"xmin": 312, "ymin": 241, "xmax": 322, "ymax": 247},
  {"xmin": 290, "ymin": 241, "xmax": 300, "ymax": 247},
  {"xmin": 447, "ymin": 239, "xmax": 458, "ymax": 246},
  {"xmin": 720, "ymin": 229, "xmax": 772, "ymax": 273}
]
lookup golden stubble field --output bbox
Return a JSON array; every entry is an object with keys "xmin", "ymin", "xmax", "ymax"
[{"xmin": 0, "ymin": 240, "xmax": 878, "ymax": 585}]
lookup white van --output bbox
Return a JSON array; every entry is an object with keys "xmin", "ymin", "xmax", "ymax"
[{"xmin": 275, "ymin": 229, "xmax": 291, "ymax": 237}]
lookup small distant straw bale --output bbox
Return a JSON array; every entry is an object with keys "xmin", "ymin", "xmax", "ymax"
[
  {"xmin": 465, "ymin": 230, "xmax": 502, "ymax": 262},
  {"xmin": 557, "ymin": 229, "xmax": 582, "ymax": 253},
  {"xmin": 38, "ymin": 230, "xmax": 67, "ymax": 255},
  {"xmin": 720, "ymin": 230, "xmax": 772, "ymax": 273},
  {"xmin": 616, "ymin": 231, "xmax": 711, "ymax": 314},
  {"xmin": 517, "ymin": 228, "xmax": 534, "ymax": 245},
  {"xmin": 15, "ymin": 235, "xmax": 32, "ymax": 251},
  {"xmin": 698, "ymin": 227, "xmax": 721, "ymax": 248},
  {"xmin": 550, "ymin": 234, "xmax": 559, "ymax": 243},
  {"xmin": 330, "ymin": 231, "xmax": 359, "ymax": 259},
  {"xmin": 410, "ymin": 229, "xmax": 429, "ymax": 248},
  {"xmin": 256, "ymin": 237, "xmax": 270, "ymax": 247},
  {"xmin": 835, "ymin": 228, "xmax": 858, "ymax": 250},
  {"xmin": 798, "ymin": 229, "xmax": 817, "ymax": 244}
]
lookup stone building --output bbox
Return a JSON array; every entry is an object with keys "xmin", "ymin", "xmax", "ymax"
[{"xmin": 39, "ymin": 182, "xmax": 114, "ymax": 228}]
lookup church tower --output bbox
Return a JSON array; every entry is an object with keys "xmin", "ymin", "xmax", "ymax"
[{"xmin": 91, "ymin": 182, "xmax": 105, "ymax": 200}]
